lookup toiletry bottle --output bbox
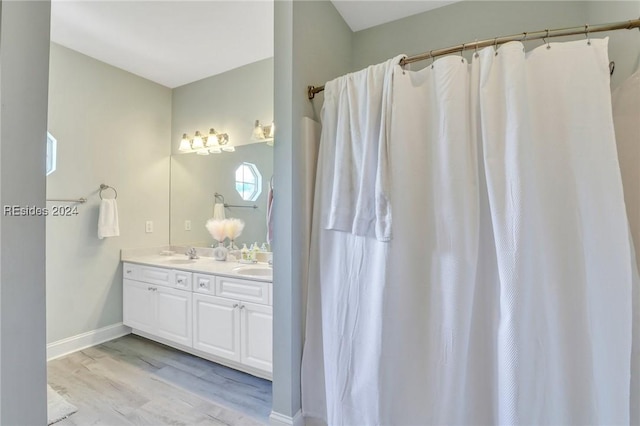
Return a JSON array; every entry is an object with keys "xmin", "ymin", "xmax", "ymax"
[
  {"xmin": 241, "ymin": 244, "xmax": 249, "ymax": 261},
  {"xmin": 251, "ymin": 242, "xmax": 260, "ymax": 261}
]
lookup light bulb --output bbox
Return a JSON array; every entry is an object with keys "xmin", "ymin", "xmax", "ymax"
[
  {"xmin": 192, "ymin": 131, "xmax": 204, "ymax": 149},
  {"xmin": 178, "ymin": 133, "xmax": 191, "ymax": 152}
]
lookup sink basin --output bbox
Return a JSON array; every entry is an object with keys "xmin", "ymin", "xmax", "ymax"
[
  {"xmin": 232, "ymin": 265, "xmax": 273, "ymax": 279},
  {"xmin": 161, "ymin": 258, "xmax": 197, "ymax": 265}
]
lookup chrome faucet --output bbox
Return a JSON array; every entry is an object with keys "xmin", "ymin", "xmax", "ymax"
[{"xmin": 186, "ymin": 247, "xmax": 199, "ymax": 260}]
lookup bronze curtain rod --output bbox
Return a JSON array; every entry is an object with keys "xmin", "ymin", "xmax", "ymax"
[{"xmin": 307, "ymin": 17, "xmax": 640, "ymax": 100}]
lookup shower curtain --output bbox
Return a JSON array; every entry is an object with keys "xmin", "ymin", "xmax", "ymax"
[{"xmin": 302, "ymin": 38, "xmax": 636, "ymax": 425}]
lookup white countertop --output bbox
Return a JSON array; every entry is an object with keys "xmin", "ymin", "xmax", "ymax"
[{"xmin": 121, "ymin": 249, "xmax": 272, "ymax": 283}]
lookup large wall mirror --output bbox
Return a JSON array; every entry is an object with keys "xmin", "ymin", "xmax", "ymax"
[{"xmin": 170, "ymin": 141, "xmax": 273, "ymax": 247}]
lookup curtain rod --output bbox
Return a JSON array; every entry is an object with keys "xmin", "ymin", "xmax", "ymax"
[{"xmin": 307, "ymin": 17, "xmax": 640, "ymax": 100}]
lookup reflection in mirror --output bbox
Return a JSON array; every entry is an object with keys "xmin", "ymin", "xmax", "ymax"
[
  {"xmin": 170, "ymin": 141, "xmax": 273, "ymax": 247},
  {"xmin": 236, "ymin": 162, "xmax": 262, "ymax": 201}
]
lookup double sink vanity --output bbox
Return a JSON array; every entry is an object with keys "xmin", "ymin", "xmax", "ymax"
[{"xmin": 121, "ymin": 248, "xmax": 273, "ymax": 380}]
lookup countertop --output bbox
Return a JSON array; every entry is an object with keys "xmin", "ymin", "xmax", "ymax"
[{"xmin": 121, "ymin": 248, "xmax": 272, "ymax": 283}]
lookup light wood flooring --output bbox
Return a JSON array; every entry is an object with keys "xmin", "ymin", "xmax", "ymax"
[{"xmin": 47, "ymin": 334, "xmax": 272, "ymax": 425}]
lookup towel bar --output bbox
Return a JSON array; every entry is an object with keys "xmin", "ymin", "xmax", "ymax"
[{"xmin": 46, "ymin": 198, "xmax": 87, "ymax": 204}]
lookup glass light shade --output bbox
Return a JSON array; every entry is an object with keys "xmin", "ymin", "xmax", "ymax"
[
  {"xmin": 178, "ymin": 133, "xmax": 191, "ymax": 152},
  {"xmin": 192, "ymin": 131, "xmax": 204, "ymax": 149},
  {"xmin": 222, "ymin": 146, "xmax": 235, "ymax": 152},
  {"xmin": 209, "ymin": 147, "xmax": 222, "ymax": 154},
  {"xmin": 207, "ymin": 128, "xmax": 219, "ymax": 147},
  {"xmin": 252, "ymin": 120, "xmax": 265, "ymax": 140}
]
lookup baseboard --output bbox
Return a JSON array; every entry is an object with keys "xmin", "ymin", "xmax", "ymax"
[
  {"xmin": 47, "ymin": 323, "xmax": 131, "ymax": 361},
  {"xmin": 270, "ymin": 409, "xmax": 303, "ymax": 426}
]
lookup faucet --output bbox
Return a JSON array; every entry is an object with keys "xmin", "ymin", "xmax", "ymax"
[{"xmin": 186, "ymin": 247, "xmax": 199, "ymax": 260}]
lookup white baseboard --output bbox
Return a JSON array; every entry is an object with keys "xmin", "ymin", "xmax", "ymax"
[
  {"xmin": 47, "ymin": 323, "xmax": 131, "ymax": 361},
  {"xmin": 270, "ymin": 409, "xmax": 304, "ymax": 426}
]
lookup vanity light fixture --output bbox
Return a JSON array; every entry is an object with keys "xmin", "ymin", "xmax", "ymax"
[
  {"xmin": 252, "ymin": 119, "xmax": 275, "ymax": 143},
  {"xmin": 178, "ymin": 128, "xmax": 231, "ymax": 154}
]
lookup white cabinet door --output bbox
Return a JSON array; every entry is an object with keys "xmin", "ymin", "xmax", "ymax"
[
  {"xmin": 155, "ymin": 286, "xmax": 192, "ymax": 347},
  {"xmin": 192, "ymin": 293, "xmax": 240, "ymax": 362},
  {"xmin": 123, "ymin": 279, "xmax": 155, "ymax": 333},
  {"xmin": 240, "ymin": 302, "xmax": 273, "ymax": 372}
]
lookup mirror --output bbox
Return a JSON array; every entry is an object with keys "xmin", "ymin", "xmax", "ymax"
[{"xmin": 170, "ymin": 141, "xmax": 273, "ymax": 247}]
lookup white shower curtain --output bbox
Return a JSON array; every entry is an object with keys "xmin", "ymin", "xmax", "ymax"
[{"xmin": 302, "ymin": 38, "xmax": 636, "ymax": 426}]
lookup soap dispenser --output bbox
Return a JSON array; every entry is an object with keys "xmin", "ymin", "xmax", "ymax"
[{"xmin": 241, "ymin": 243, "xmax": 249, "ymax": 261}]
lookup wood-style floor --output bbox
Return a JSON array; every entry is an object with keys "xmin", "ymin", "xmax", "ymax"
[{"xmin": 47, "ymin": 334, "xmax": 272, "ymax": 425}]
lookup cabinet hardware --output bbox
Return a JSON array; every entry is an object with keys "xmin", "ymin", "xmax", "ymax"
[
  {"xmin": 199, "ymin": 282, "xmax": 206, "ymax": 288},
  {"xmin": 240, "ymin": 305, "xmax": 245, "ymax": 310},
  {"xmin": 126, "ymin": 269, "xmax": 132, "ymax": 274},
  {"xmin": 177, "ymin": 279, "xmax": 184, "ymax": 284},
  {"xmin": 233, "ymin": 304, "xmax": 239, "ymax": 308}
]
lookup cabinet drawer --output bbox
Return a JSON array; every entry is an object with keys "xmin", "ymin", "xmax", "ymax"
[
  {"xmin": 194, "ymin": 273, "xmax": 215, "ymax": 295},
  {"xmin": 135, "ymin": 265, "xmax": 192, "ymax": 291},
  {"xmin": 123, "ymin": 263, "xmax": 139, "ymax": 281},
  {"xmin": 139, "ymin": 265, "xmax": 172, "ymax": 286},
  {"xmin": 216, "ymin": 276, "xmax": 270, "ymax": 305}
]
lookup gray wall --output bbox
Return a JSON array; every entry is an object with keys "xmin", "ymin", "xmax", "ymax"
[
  {"xmin": 0, "ymin": 1, "xmax": 50, "ymax": 423},
  {"xmin": 273, "ymin": 0, "xmax": 353, "ymax": 420},
  {"xmin": 352, "ymin": 1, "xmax": 589, "ymax": 70},
  {"xmin": 586, "ymin": 1, "xmax": 640, "ymax": 88},
  {"xmin": 47, "ymin": 43, "xmax": 171, "ymax": 343}
]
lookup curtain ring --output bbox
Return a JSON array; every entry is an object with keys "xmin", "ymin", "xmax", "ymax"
[
  {"xmin": 474, "ymin": 38, "xmax": 479, "ymax": 59},
  {"xmin": 544, "ymin": 29, "xmax": 551, "ymax": 49},
  {"xmin": 585, "ymin": 24, "xmax": 591, "ymax": 45},
  {"xmin": 521, "ymin": 32, "xmax": 528, "ymax": 52},
  {"xmin": 494, "ymin": 37, "xmax": 499, "ymax": 56},
  {"xmin": 430, "ymin": 50, "xmax": 435, "ymax": 69},
  {"xmin": 460, "ymin": 43, "xmax": 465, "ymax": 62}
]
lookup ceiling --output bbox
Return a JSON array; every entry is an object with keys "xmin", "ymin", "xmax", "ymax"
[
  {"xmin": 50, "ymin": 1, "xmax": 457, "ymax": 88},
  {"xmin": 332, "ymin": 1, "xmax": 459, "ymax": 32}
]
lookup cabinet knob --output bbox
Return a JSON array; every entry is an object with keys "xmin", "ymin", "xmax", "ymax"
[
  {"xmin": 199, "ymin": 282, "xmax": 206, "ymax": 288},
  {"xmin": 233, "ymin": 304, "xmax": 239, "ymax": 308},
  {"xmin": 126, "ymin": 270, "xmax": 132, "ymax": 274},
  {"xmin": 240, "ymin": 305, "xmax": 245, "ymax": 310},
  {"xmin": 147, "ymin": 286, "xmax": 153, "ymax": 291},
  {"xmin": 177, "ymin": 278, "xmax": 184, "ymax": 284}
]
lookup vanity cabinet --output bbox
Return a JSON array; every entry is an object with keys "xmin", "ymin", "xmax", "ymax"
[
  {"xmin": 123, "ymin": 263, "xmax": 193, "ymax": 347},
  {"xmin": 192, "ymin": 274, "xmax": 273, "ymax": 372},
  {"xmin": 123, "ymin": 262, "xmax": 272, "ymax": 379}
]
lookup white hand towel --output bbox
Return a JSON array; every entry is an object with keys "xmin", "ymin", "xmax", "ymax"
[
  {"xmin": 320, "ymin": 54, "xmax": 404, "ymax": 242},
  {"xmin": 213, "ymin": 203, "xmax": 226, "ymax": 220},
  {"xmin": 98, "ymin": 199, "xmax": 120, "ymax": 239}
]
